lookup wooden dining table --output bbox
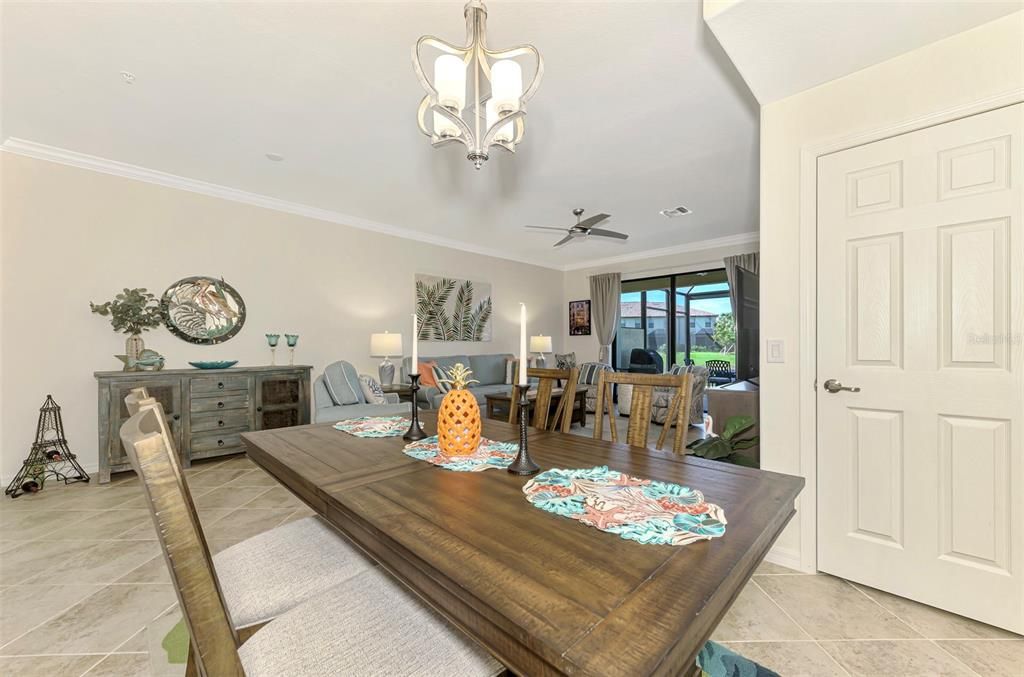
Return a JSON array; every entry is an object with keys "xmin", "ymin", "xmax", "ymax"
[{"xmin": 242, "ymin": 413, "xmax": 803, "ymax": 677}]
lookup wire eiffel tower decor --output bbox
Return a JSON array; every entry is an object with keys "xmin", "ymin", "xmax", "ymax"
[{"xmin": 5, "ymin": 395, "xmax": 90, "ymax": 498}]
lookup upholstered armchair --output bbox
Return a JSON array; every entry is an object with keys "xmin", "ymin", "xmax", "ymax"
[
  {"xmin": 617, "ymin": 364, "xmax": 709, "ymax": 426},
  {"xmin": 313, "ymin": 361, "xmax": 408, "ymax": 423},
  {"xmin": 577, "ymin": 362, "xmax": 614, "ymax": 413}
]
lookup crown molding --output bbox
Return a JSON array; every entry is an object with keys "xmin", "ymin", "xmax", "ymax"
[
  {"xmin": 0, "ymin": 137, "xmax": 563, "ymax": 271},
  {"xmin": 2, "ymin": 137, "xmax": 759, "ymax": 274},
  {"xmin": 560, "ymin": 231, "xmax": 760, "ymax": 271}
]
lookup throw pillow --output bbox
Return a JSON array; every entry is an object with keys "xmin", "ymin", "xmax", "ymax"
[
  {"xmin": 554, "ymin": 352, "xmax": 577, "ymax": 370},
  {"xmin": 504, "ymin": 357, "xmax": 538, "ymax": 384},
  {"xmin": 323, "ymin": 361, "xmax": 363, "ymax": 405},
  {"xmin": 578, "ymin": 362, "xmax": 609, "ymax": 385},
  {"xmin": 432, "ymin": 364, "xmax": 452, "ymax": 394},
  {"xmin": 358, "ymin": 375, "xmax": 387, "ymax": 405},
  {"xmin": 417, "ymin": 361, "xmax": 439, "ymax": 388}
]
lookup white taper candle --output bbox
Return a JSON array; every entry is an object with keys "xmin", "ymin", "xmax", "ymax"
[
  {"xmin": 518, "ymin": 303, "xmax": 528, "ymax": 386},
  {"xmin": 411, "ymin": 314, "xmax": 419, "ymax": 374}
]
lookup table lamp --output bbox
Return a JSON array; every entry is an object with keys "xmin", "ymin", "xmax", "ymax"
[
  {"xmin": 530, "ymin": 335, "xmax": 552, "ymax": 368},
  {"xmin": 370, "ymin": 332, "xmax": 403, "ymax": 385}
]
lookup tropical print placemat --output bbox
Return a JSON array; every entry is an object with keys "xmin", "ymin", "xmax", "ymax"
[
  {"xmin": 333, "ymin": 416, "xmax": 410, "ymax": 438},
  {"xmin": 522, "ymin": 466, "xmax": 727, "ymax": 546},
  {"xmin": 404, "ymin": 436, "xmax": 519, "ymax": 472}
]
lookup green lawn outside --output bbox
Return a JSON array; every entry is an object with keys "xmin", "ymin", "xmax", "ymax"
[
  {"xmin": 685, "ymin": 351, "xmax": 736, "ymax": 368},
  {"xmin": 649, "ymin": 350, "xmax": 736, "ymax": 370}
]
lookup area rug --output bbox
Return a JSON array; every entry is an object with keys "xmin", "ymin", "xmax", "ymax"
[
  {"xmin": 333, "ymin": 416, "xmax": 411, "ymax": 438},
  {"xmin": 522, "ymin": 466, "xmax": 726, "ymax": 546},
  {"xmin": 403, "ymin": 436, "xmax": 518, "ymax": 471},
  {"xmin": 697, "ymin": 641, "xmax": 780, "ymax": 677}
]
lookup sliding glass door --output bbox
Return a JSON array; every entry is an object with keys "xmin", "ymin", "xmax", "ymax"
[
  {"xmin": 615, "ymin": 270, "xmax": 734, "ymax": 372},
  {"xmin": 618, "ymin": 278, "xmax": 671, "ymax": 369}
]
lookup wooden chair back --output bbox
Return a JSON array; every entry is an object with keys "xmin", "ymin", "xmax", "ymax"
[
  {"xmin": 509, "ymin": 366, "xmax": 580, "ymax": 433},
  {"xmin": 593, "ymin": 371, "xmax": 693, "ymax": 453},
  {"xmin": 119, "ymin": 402, "xmax": 244, "ymax": 676},
  {"xmin": 125, "ymin": 387, "xmax": 153, "ymax": 416}
]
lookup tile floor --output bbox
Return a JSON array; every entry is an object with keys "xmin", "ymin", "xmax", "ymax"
[{"xmin": 1, "ymin": 454, "xmax": 1021, "ymax": 676}]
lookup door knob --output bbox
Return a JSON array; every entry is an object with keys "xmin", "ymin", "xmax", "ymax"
[{"xmin": 823, "ymin": 379, "xmax": 860, "ymax": 394}]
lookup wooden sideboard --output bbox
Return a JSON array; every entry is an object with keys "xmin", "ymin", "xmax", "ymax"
[{"xmin": 95, "ymin": 365, "xmax": 311, "ymax": 483}]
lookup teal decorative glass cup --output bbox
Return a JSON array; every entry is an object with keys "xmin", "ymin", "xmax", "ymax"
[
  {"xmin": 285, "ymin": 334, "xmax": 299, "ymax": 364},
  {"xmin": 266, "ymin": 334, "xmax": 280, "ymax": 364}
]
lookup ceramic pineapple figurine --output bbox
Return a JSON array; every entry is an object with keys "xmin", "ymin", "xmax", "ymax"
[{"xmin": 436, "ymin": 363, "xmax": 482, "ymax": 456}]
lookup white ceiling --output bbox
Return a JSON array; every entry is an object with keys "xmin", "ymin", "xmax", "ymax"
[
  {"xmin": 705, "ymin": 0, "xmax": 1022, "ymax": 104},
  {"xmin": 0, "ymin": 1, "xmax": 759, "ymax": 270}
]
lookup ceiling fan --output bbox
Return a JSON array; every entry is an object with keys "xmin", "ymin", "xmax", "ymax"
[{"xmin": 525, "ymin": 208, "xmax": 628, "ymax": 247}]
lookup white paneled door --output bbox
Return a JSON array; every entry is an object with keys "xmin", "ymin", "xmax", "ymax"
[{"xmin": 817, "ymin": 103, "xmax": 1023, "ymax": 632}]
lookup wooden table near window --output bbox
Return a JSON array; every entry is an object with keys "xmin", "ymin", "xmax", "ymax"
[
  {"xmin": 95, "ymin": 365, "xmax": 310, "ymax": 483},
  {"xmin": 485, "ymin": 388, "xmax": 587, "ymax": 427},
  {"xmin": 242, "ymin": 413, "xmax": 803, "ymax": 676}
]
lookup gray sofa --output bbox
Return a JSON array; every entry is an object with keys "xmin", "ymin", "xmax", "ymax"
[
  {"xmin": 314, "ymin": 360, "xmax": 409, "ymax": 423},
  {"xmin": 400, "ymin": 353, "xmax": 513, "ymax": 409}
]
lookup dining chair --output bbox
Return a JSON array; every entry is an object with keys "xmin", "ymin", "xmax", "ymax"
[
  {"xmin": 593, "ymin": 370, "xmax": 692, "ymax": 453},
  {"xmin": 119, "ymin": 403, "xmax": 503, "ymax": 677},
  {"xmin": 123, "ymin": 388, "xmax": 372, "ymax": 631},
  {"xmin": 509, "ymin": 366, "xmax": 580, "ymax": 433}
]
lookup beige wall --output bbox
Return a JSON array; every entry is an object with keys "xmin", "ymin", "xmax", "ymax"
[
  {"xmin": 0, "ymin": 154, "xmax": 565, "ymax": 481},
  {"xmin": 561, "ymin": 240, "xmax": 758, "ymax": 363},
  {"xmin": 760, "ymin": 12, "xmax": 1023, "ymax": 567}
]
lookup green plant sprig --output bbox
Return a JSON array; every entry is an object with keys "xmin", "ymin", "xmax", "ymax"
[
  {"xmin": 90, "ymin": 288, "xmax": 165, "ymax": 336},
  {"xmin": 686, "ymin": 415, "xmax": 759, "ymax": 467}
]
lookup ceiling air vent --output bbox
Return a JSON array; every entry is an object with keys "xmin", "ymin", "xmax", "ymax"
[{"xmin": 659, "ymin": 206, "xmax": 691, "ymax": 218}]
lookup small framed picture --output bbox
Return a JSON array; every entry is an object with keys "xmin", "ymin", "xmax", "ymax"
[{"xmin": 569, "ymin": 300, "xmax": 592, "ymax": 336}]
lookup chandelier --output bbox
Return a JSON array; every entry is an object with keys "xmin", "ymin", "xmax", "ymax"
[{"xmin": 413, "ymin": 1, "xmax": 543, "ymax": 169}]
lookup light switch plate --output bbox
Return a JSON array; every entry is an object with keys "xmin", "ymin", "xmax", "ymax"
[{"xmin": 766, "ymin": 339, "xmax": 785, "ymax": 363}]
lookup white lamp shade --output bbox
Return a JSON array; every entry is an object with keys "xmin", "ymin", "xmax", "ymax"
[
  {"xmin": 486, "ymin": 99, "xmax": 514, "ymax": 143},
  {"xmin": 370, "ymin": 332, "xmax": 403, "ymax": 357},
  {"xmin": 490, "ymin": 59, "xmax": 523, "ymax": 114},
  {"xmin": 434, "ymin": 54, "xmax": 466, "ymax": 109},
  {"xmin": 433, "ymin": 54, "xmax": 466, "ymax": 138},
  {"xmin": 530, "ymin": 335, "xmax": 552, "ymax": 353}
]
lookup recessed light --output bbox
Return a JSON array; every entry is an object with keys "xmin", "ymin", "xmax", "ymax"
[
  {"xmin": 265, "ymin": 153, "xmax": 285, "ymax": 162},
  {"xmin": 120, "ymin": 71, "xmax": 136, "ymax": 85},
  {"xmin": 659, "ymin": 206, "xmax": 691, "ymax": 218}
]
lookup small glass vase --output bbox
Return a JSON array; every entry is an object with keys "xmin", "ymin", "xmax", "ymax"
[
  {"xmin": 285, "ymin": 334, "xmax": 299, "ymax": 365},
  {"xmin": 266, "ymin": 334, "xmax": 280, "ymax": 365}
]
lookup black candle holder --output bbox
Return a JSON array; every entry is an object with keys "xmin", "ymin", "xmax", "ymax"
[
  {"xmin": 402, "ymin": 374, "xmax": 427, "ymax": 442},
  {"xmin": 507, "ymin": 384, "xmax": 539, "ymax": 476}
]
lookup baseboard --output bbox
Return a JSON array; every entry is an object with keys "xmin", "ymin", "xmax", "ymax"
[{"xmin": 764, "ymin": 545, "xmax": 809, "ymax": 573}]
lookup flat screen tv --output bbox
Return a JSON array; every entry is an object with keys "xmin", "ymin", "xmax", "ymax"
[{"xmin": 735, "ymin": 267, "xmax": 759, "ymax": 382}]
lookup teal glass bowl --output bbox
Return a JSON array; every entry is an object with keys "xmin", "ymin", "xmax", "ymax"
[{"xmin": 188, "ymin": 360, "xmax": 238, "ymax": 370}]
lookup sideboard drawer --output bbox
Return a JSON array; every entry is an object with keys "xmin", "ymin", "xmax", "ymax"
[
  {"xmin": 191, "ymin": 375, "xmax": 250, "ymax": 395},
  {"xmin": 191, "ymin": 394, "xmax": 249, "ymax": 414},
  {"xmin": 191, "ymin": 410, "xmax": 250, "ymax": 434},
  {"xmin": 191, "ymin": 431, "xmax": 245, "ymax": 454}
]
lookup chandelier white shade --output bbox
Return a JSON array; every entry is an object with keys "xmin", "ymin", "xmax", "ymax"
[{"xmin": 413, "ymin": 1, "xmax": 543, "ymax": 169}]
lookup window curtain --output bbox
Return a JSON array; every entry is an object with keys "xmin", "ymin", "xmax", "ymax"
[
  {"xmin": 725, "ymin": 252, "xmax": 759, "ymax": 316},
  {"xmin": 589, "ymin": 272, "xmax": 621, "ymax": 365}
]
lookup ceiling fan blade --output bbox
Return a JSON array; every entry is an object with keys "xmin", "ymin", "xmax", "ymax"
[
  {"xmin": 553, "ymin": 233, "xmax": 576, "ymax": 247},
  {"xmin": 577, "ymin": 213, "xmax": 611, "ymax": 229},
  {"xmin": 587, "ymin": 228, "xmax": 629, "ymax": 240},
  {"xmin": 526, "ymin": 225, "xmax": 570, "ymax": 232}
]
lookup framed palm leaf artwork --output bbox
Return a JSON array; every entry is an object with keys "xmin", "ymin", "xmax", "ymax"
[{"xmin": 415, "ymin": 274, "xmax": 492, "ymax": 342}]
